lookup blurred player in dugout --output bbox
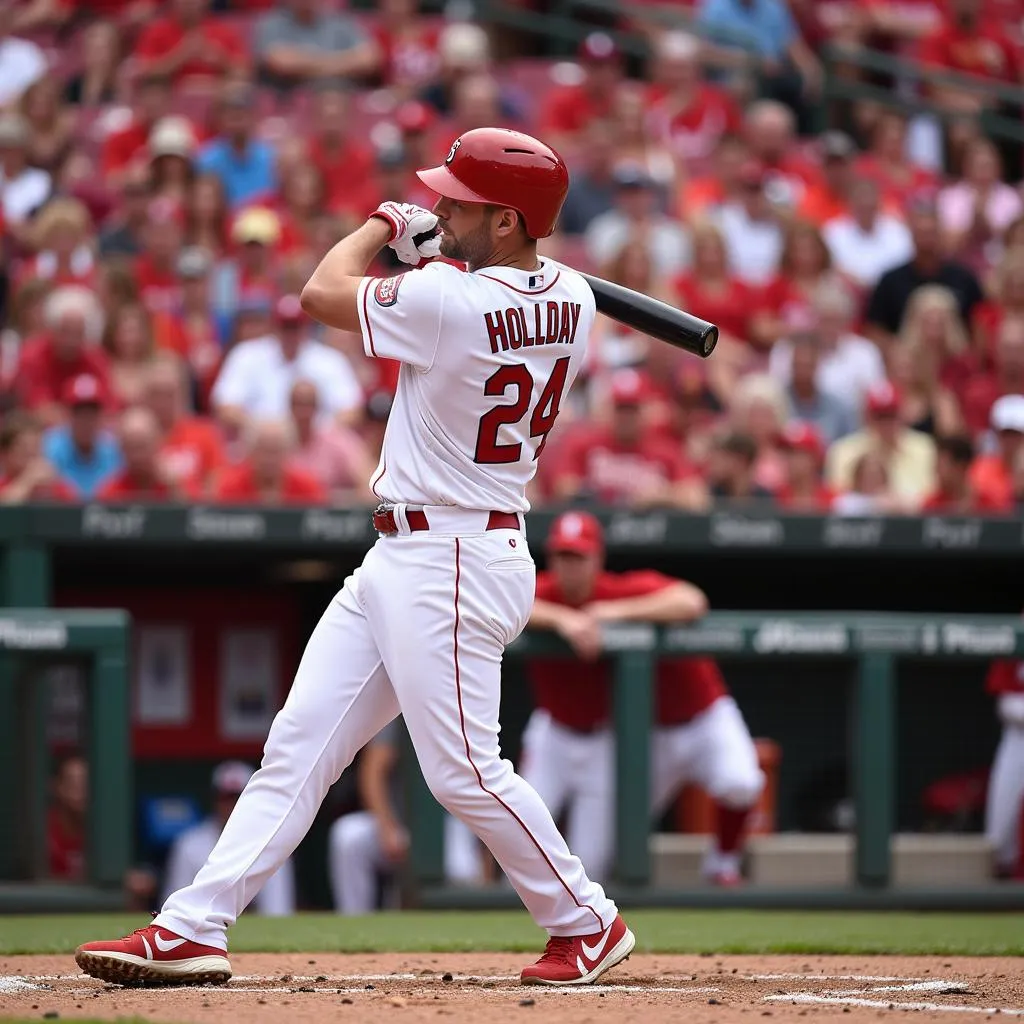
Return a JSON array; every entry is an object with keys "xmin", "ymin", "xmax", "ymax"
[
  {"xmin": 985, "ymin": 646, "xmax": 1024, "ymax": 880},
  {"xmin": 522, "ymin": 511, "xmax": 764, "ymax": 885}
]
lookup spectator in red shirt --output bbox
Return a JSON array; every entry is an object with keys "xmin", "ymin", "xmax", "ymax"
[
  {"xmin": 963, "ymin": 318, "xmax": 1024, "ymax": 434},
  {"xmin": 743, "ymin": 100, "xmax": 822, "ymax": 210},
  {"xmin": 676, "ymin": 132, "xmax": 750, "ymax": 221},
  {"xmin": 213, "ymin": 419, "xmax": 327, "ymax": 505},
  {"xmin": 16, "ymin": 286, "xmax": 112, "ymax": 425},
  {"xmin": 133, "ymin": 0, "xmax": 248, "ymax": 89},
  {"xmin": 525, "ymin": 510, "xmax": 764, "ymax": 885},
  {"xmin": 19, "ymin": 197, "xmax": 97, "ymax": 291},
  {"xmin": 307, "ymin": 83, "xmax": 376, "ymax": 215},
  {"xmin": 96, "ymin": 406, "xmax": 192, "ymax": 502},
  {"xmin": 609, "ymin": 80, "xmax": 677, "ymax": 196},
  {"xmin": 47, "ymin": 753, "xmax": 87, "ymax": 881},
  {"xmin": 538, "ymin": 31, "xmax": 623, "ymax": 146},
  {"xmin": 798, "ymin": 131, "xmax": 862, "ymax": 227},
  {"xmin": 551, "ymin": 369, "xmax": 707, "ymax": 510},
  {"xmin": 372, "ymin": 0, "xmax": 441, "ymax": 96},
  {"xmin": 134, "ymin": 197, "xmax": 186, "ymax": 316},
  {"xmin": 647, "ymin": 31, "xmax": 742, "ymax": 174},
  {"xmin": 921, "ymin": 432, "xmax": 1010, "ymax": 513},
  {"xmin": 753, "ymin": 219, "xmax": 851, "ymax": 352},
  {"xmin": 276, "ymin": 161, "xmax": 326, "ymax": 257},
  {"xmin": 144, "ymin": 354, "xmax": 225, "ymax": 496},
  {"xmin": 776, "ymin": 421, "xmax": 834, "ymax": 510},
  {"xmin": 921, "ymin": 0, "xmax": 1020, "ymax": 87},
  {"xmin": 970, "ymin": 393, "xmax": 1024, "ymax": 507},
  {"xmin": 100, "ymin": 73, "xmax": 173, "ymax": 182},
  {"xmin": 855, "ymin": 110, "xmax": 938, "ymax": 209},
  {"xmin": 0, "ymin": 410, "xmax": 77, "ymax": 504}
]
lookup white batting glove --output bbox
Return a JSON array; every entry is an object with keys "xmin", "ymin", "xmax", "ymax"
[{"xmin": 371, "ymin": 201, "xmax": 442, "ymax": 265}]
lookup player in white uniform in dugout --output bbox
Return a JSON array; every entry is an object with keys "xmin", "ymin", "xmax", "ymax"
[{"xmin": 77, "ymin": 128, "xmax": 635, "ymax": 988}]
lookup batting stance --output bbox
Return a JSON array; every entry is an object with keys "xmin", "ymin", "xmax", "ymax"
[
  {"xmin": 985, "ymin": 654, "xmax": 1024, "ymax": 879},
  {"xmin": 76, "ymin": 128, "xmax": 634, "ymax": 988},
  {"xmin": 523, "ymin": 511, "xmax": 764, "ymax": 885}
]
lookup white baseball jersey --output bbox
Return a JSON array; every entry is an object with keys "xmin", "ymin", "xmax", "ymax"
[{"xmin": 356, "ymin": 259, "xmax": 595, "ymax": 513}]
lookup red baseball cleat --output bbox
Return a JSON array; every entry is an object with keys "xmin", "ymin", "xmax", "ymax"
[
  {"xmin": 520, "ymin": 913, "xmax": 635, "ymax": 986},
  {"xmin": 75, "ymin": 923, "xmax": 231, "ymax": 986}
]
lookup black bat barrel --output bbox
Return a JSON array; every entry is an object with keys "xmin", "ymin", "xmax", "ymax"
[{"xmin": 580, "ymin": 272, "xmax": 718, "ymax": 359}]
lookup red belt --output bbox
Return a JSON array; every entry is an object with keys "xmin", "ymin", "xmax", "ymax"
[{"xmin": 372, "ymin": 505, "xmax": 520, "ymax": 535}]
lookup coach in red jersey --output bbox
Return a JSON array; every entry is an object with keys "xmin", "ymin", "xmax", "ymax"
[{"xmin": 522, "ymin": 510, "xmax": 765, "ymax": 885}]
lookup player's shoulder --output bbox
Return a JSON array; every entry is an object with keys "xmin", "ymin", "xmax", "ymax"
[{"xmin": 611, "ymin": 569, "xmax": 677, "ymax": 595}]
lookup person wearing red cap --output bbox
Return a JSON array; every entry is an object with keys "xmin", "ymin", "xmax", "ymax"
[
  {"xmin": 984, "ymin": 641, "xmax": 1024, "ymax": 881},
  {"xmin": 551, "ymin": 369, "xmax": 707, "ymax": 509},
  {"xmin": 825, "ymin": 380, "xmax": 937, "ymax": 504},
  {"xmin": 539, "ymin": 32, "xmax": 623, "ymax": 145},
  {"xmin": 775, "ymin": 421, "xmax": 834, "ymax": 511},
  {"xmin": 41, "ymin": 373, "xmax": 122, "ymax": 499},
  {"xmin": 524, "ymin": 511, "xmax": 764, "ymax": 887}
]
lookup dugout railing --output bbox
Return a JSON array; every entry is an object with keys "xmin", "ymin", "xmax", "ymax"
[
  {"xmin": 0, "ymin": 609, "xmax": 130, "ymax": 913},
  {"xmin": 406, "ymin": 613, "xmax": 1024, "ymax": 911}
]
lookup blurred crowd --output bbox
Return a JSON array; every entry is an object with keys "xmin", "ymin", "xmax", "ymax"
[{"xmin": 2, "ymin": 0, "xmax": 1024, "ymax": 514}]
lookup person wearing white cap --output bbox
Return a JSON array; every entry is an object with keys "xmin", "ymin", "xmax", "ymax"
[
  {"xmin": 969, "ymin": 393, "xmax": 1024, "ymax": 509},
  {"xmin": 163, "ymin": 762, "xmax": 295, "ymax": 916}
]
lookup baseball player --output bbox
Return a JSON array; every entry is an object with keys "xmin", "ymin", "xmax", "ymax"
[
  {"xmin": 76, "ymin": 128, "xmax": 634, "ymax": 988},
  {"xmin": 329, "ymin": 719, "xmax": 484, "ymax": 913},
  {"xmin": 523, "ymin": 510, "xmax": 764, "ymax": 885},
  {"xmin": 985, "ymin": 653, "xmax": 1024, "ymax": 879}
]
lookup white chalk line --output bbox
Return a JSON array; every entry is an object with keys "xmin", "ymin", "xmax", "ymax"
[
  {"xmin": 765, "ymin": 994, "xmax": 1024, "ymax": 1016},
  {"xmin": 0, "ymin": 973, "xmax": 719, "ymax": 997}
]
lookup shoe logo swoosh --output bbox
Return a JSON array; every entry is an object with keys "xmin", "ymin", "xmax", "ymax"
[
  {"xmin": 141, "ymin": 935, "xmax": 153, "ymax": 961},
  {"xmin": 154, "ymin": 932, "xmax": 187, "ymax": 953},
  {"xmin": 580, "ymin": 925, "xmax": 613, "ymax": 963}
]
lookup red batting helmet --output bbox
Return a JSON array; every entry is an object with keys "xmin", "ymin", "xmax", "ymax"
[{"xmin": 416, "ymin": 127, "xmax": 569, "ymax": 239}]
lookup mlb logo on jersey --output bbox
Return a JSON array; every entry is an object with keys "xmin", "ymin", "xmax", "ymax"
[{"xmin": 374, "ymin": 276, "xmax": 403, "ymax": 307}]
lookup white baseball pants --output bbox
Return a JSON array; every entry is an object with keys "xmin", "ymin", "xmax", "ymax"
[
  {"xmin": 520, "ymin": 696, "xmax": 764, "ymax": 881},
  {"xmin": 986, "ymin": 723, "xmax": 1024, "ymax": 872},
  {"xmin": 155, "ymin": 511, "xmax": 616, "ymax": 947},
  {"xmin": 328, "ymin": 811, "xmax": 482, "ymax": 914}
]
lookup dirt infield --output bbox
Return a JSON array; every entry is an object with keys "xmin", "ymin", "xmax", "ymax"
[{"xmin": 2, "ymin": 954, "xmax": 1022, "ymax": 1023}]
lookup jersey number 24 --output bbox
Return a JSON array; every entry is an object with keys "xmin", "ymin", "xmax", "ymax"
[{"xmin": 474, "ymin": 357, "xmax": 571, "ymax": 464}]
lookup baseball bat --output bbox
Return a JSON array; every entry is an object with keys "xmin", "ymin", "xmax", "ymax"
[
  {"xmin": 580, "ymin": 272, "xmax": 719, "ymax": 360},
  {"xmin": 412, "ymin": 231, "xmax": 719, "ymax": 359}
]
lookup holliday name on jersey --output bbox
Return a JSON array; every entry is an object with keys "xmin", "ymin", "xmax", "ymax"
[{"xmin": 484, "ymin": 301, "xmax": 583, "ymax": 354}]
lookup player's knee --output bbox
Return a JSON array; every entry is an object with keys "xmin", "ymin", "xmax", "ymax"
[
  {"xmin": 423, "ymin": 757, "xmax": 508, "ymax": 813},
  {"xmin": 710, "ymin": 770, "xmax": 765, "ymax": 810}
]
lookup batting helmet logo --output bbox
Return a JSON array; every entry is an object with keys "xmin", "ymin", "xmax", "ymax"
[{"xmin": 445, "ymin": 138, "xmax": 461, "ymax": 165}]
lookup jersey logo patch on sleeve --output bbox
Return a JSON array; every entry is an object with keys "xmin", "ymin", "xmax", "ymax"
[{"xmin": 374, "ymin": 275, "xmax": 402, "ymax": 307}]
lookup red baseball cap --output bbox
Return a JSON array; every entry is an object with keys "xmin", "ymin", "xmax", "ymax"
[
  {"xmin": 396, "ymin": 100, "xmax": 435, "ymax": 134},
  {"xmin": 546, "ymin": 511, "xmax": 604, "ymax": 556},
  {"xmin": 779, "ymin": 421, "xmax": 824, "ymax": 460},
  {"xmin": 62, "ymin": 373, "xmax": 105, "ymax": 408},
  {"xmin": 610, "ymin": 368, "xmax": 651, "ymax": 407},
  {"xmin": 865, "ymin": 380, "xmax": 901, "ymax": 416}
]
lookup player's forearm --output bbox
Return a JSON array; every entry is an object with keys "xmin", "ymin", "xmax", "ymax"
[
  {"xmin": 301, "ymin": 218, "xmax": 392, "ymax": 332},
  {"xmin": 589, "ymin": 582, "xmax": 708, "ymax": 623}
]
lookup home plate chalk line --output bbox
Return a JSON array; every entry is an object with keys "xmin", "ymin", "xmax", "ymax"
[{"xmin": 2, "ymin": 971, "xmax": 1023, "ymax": 1013}]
